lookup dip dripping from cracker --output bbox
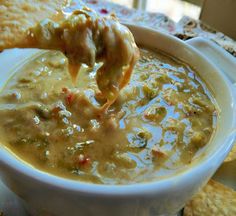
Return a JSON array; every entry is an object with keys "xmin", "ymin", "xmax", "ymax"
[
  {"xmin": 1, "ymin": 0, "xmax": 235, "ymax": 213},
  {"xmin": 0, "ymin": 0, "xmax": 139, "ymax": 110}
]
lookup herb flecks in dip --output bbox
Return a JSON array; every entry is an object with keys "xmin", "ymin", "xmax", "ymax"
[{"xmin": 0, "ymin": 48, "xmax": 217, "ymax": 184}]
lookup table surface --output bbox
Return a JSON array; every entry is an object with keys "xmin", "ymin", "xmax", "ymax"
[
  {"xmin": 0, "ymin": 0, "xmax": 235, "ymax": 215},
  {"xmin": 83, "ymin": 0, "xmax": 236, "ymax": 57}
]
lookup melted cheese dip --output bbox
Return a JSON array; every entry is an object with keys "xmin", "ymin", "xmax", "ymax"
[{"xmin": 0, "ymin": 48, "xmax": 217, "ymax": 184}]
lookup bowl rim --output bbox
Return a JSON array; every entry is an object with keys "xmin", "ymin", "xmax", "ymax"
[{"xmin": 0, "ymin": 24, "xmax": 235, "ymax": 197}]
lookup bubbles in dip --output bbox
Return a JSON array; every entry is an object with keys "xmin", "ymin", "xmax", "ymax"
[{"xmin": 0, "ymin": 48, "xmax": 217, "ymax": 184}]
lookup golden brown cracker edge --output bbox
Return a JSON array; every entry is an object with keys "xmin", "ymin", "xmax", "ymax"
[{"xmin": 184, "ymin": 179, "xmax": 236, "ymax": 216}]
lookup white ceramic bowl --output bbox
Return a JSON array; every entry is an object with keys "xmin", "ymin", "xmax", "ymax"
[{"xmin": 0, "ymin": 24, "xmax": 235, "ymax": 216}]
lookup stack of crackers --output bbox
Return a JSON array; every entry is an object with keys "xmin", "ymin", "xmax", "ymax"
[{"xmin": 184, "ymin": 144, "xmax": 236, "ymax": 215}]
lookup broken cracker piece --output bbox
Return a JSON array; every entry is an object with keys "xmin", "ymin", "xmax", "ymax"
[{"xmin": 184, "ymin": 179, "xmax": 236, "ymax": 216}]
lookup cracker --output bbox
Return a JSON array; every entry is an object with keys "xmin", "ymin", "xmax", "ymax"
[
  {"xmin": 0, "ymin": 0, "xmax": 68, "ymax": 50},
  {"xmin": 184, "ymin": 180, "xmax": 236, "ymax": 216},
  {"xmin": 224, "ymin": 143, "xmax": 236, "ymax": 162}
]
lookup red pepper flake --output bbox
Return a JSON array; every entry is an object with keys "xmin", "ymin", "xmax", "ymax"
[
  {"xmin": 62, "ymin": 87, "xmax": 75, "ymax": 105},
  {"xmin": 100, "ymin": 8, "xmax": 109, "ymax": 14},
  {"xmin": 66, "ymin": 93, "xmax": 75, "ymax": 105},
  {"xmin": 75, "ymin": 154, "xmax": 91, "ymax": 167}
]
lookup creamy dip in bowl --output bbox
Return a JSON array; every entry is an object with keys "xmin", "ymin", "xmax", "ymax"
[{"xmin": 0, "ymin": 24, "xmax": 235, "ymax": 216}]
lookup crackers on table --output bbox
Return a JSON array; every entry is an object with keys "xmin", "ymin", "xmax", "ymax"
[
  {"xmin": 0, "ymin": 0, "xmax": 68, "ymax": 50},
  {"xmin": 184, "ymin": 180, "xmax": 236, "ymax": 216},
  {"xmin": 224, "ymin": 143, "xmax": 236, "ymax": 162}
]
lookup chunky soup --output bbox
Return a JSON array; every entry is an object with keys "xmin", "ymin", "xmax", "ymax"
[{"xmin": 0, "ymin": 48, "xmax": 217, "ymax": 184}]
